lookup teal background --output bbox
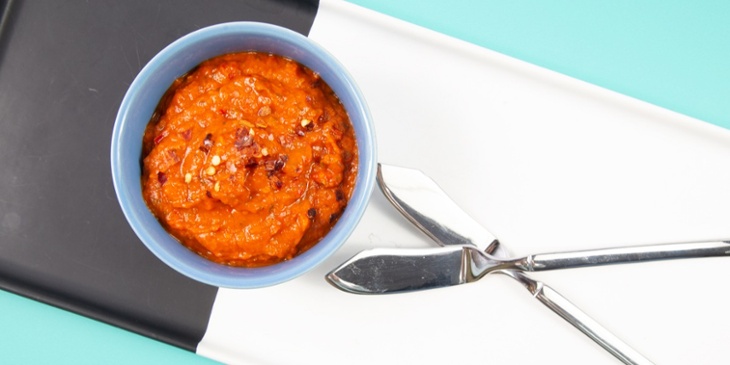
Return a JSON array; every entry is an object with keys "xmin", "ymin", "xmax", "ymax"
[
  {"xmin": 2, "ymin": 1, "xmax": 728, "ymax": 364},
  {"xmin": 348, "ymin": 0, "xmax": 730, "ymax": 130}
]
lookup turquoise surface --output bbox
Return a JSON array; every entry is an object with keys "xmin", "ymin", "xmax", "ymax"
[
  {"xmin": 2, "ymin": 1, "xmax": 729, "ymax": 364},
  {"xmin": 350, "ymin": 0, "xmax": 730, "ymax": 130}
]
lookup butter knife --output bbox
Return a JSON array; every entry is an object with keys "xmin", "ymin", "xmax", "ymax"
[{"xmin": 328, "ymin": 241, "xmax": 730, "ymax": 293}]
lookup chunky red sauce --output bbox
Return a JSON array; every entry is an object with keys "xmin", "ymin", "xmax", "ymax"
[{"xmin": 141, "ymin": 52, "xmax": 358, "ymax": 267}]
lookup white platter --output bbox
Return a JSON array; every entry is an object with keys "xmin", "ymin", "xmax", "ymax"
[{"xmin": 198, "ymin": 1, "xmax": 730, "ymax": 364}]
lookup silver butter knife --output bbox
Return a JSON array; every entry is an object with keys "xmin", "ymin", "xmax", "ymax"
[
  {"xmin": 328, "ymin": 240, "xmax": 730, "ymax": 293},
  {"xmin": 329, "ymin": 163, "xmax": 666, "ymax": 365}
]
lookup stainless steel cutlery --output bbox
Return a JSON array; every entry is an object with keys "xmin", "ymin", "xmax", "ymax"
[{"xmin": 326, "ymin": 163, "xmax": 730, "ymax": 365}]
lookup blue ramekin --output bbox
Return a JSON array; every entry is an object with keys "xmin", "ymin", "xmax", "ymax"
[{"xmin": 111, "ymin": 22, "xmax": 376, "ymax": 288}]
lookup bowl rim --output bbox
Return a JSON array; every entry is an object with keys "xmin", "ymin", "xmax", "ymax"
[{"xmin": 110, "ymin": 21, "xmax": 377, "ymax": 288}]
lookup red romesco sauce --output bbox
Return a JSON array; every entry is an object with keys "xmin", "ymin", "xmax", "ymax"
[{"xmin": 141, "ymin": 52, "xmax": 358, "ymax": 267}]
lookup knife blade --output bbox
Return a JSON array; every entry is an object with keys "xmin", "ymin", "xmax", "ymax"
[
  {"xmin": 376, "ymin": 163, "xmax": 502, "ymax": 254},
  {"xmin": 327, "ymin": 246, "xmax": 468, "ymax": 294}
]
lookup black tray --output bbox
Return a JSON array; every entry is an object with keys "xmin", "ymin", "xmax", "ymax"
[{"xmin": 0, "ymin": 0, "xmax": 317, "ymax": 351}]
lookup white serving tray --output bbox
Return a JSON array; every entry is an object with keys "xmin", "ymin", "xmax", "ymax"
[{"xmin": 198, "ymin": 1, "xmax": 730, "ymax": 363}]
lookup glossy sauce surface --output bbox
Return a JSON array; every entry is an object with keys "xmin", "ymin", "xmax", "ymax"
[{"xmin": 142, "ymin": 52, "xmax": 358, "ymax": 267}]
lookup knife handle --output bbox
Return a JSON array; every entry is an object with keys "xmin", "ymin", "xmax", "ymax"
[
  {"xmin": 519, "ymin": 240, "xmax": 730, "ymax": 271},
  {"xmin": 500, "ymin": 270, "xmax": 654, "ymax": 365}
]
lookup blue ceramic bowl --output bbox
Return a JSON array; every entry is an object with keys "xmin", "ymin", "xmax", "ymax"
[{"xmin": 111, "ymin": 22, "xmax": 376, "ymax": 288}]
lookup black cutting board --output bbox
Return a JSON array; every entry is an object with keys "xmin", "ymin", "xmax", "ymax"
[{"xmin": 0, "ymin": 0, "xmax": 317, "ymax": 351}]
